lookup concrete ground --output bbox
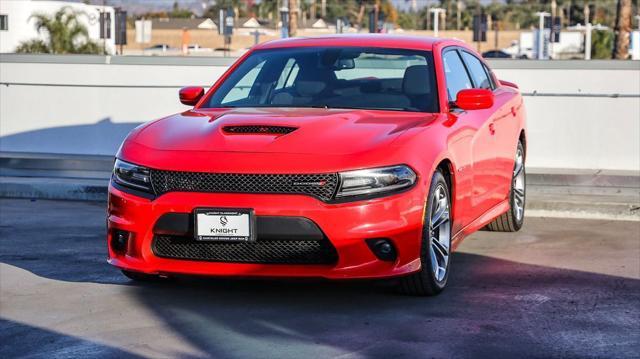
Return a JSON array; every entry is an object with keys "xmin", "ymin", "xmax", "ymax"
[{"xmin": 0, "ymin": 199, "xmax": 638, "ymax": 358}]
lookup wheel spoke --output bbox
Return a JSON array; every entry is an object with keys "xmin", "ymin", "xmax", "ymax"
[
  {"xmin": 431, "ymin": 207, "xmax": 449, "ymax": 229},
  {"xmin": 513, "ymin": 151, "xmax": 524, "ymax": 176},
  {"xmin": 430, "ymin": 248, "xmax": 439, "ymax": 274},
  {"xmin": 514, "ymin": 188, "xmax": 525, "ymax": 201},
  {"xmin": 431, "ymin": 237, "xmax": 449, "ymax": 259},
  {"xmin": 513, "ymin": 161, "xmax": 523, "ymax": 176}
]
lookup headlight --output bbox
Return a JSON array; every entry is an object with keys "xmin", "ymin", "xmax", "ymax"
[
  {"xmin": 112, "ymin": 159, "xmax": 154, "ymax": 194},
  {"xmin": 336, "ymin": 165, "xmax": 417, "ymax": 199}
]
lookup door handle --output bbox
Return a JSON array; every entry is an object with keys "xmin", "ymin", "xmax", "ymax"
[{"xmin": 489, "ymin": 123, "xmax": 496, "ymax": 135}]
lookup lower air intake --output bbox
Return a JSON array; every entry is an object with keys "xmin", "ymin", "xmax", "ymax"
[{"xmin": 152, "ymin": 235, "xmax": 338, "ymax": 265}]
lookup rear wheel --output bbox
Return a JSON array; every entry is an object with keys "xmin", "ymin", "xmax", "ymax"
[
  {"xmin": 485, "ymin": 140, "xmax": 526, "ymax": 232},
  {"xmin": 398, "ymin": 170, "xmax": 451, "ymax": 296}
]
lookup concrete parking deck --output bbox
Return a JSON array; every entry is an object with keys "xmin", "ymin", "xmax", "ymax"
[{"xmin": 0, "ymin": 198, "xmax": 639, "ymax": 358}]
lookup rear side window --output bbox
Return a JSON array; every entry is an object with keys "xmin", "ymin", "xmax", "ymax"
[
  {"xmin": 483, "ymin": 63, "xmax": 497, "ymax": 89},
  {"xmin": 442, "ymin": 51, "xmax": 472, "ymax": 102},
  {"xmin": 461, "ymin": 51, "xmax": 492, "ymax": 90}
]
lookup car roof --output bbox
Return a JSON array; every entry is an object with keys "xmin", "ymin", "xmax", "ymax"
[{"xmin": 255, "ymin": 34, "xmax": 461, "ymax": 52}]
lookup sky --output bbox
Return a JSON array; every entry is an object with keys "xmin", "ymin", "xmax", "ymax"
[{"xmin": 60, "ymin": 0, "xmax": 501, "ymax": 16}]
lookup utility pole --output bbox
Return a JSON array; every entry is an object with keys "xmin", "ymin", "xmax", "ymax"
[
  {"xmin": 321, "ymin": 0, "xmax": 326, "ymax": 19},
  {"xmin": 430, "ymin": 8, "xmax": 445, "ymax": 37},
  {"xmin": 535, "ymin": 12, "xmax": 550, "ymax": 60},
  {"xmin": 550, "ymin": 0, "xmax": 557, "ymax": 58},
  {"xmin": 585, "ymin": 22, "xmax": 592, "ymax": 60},
  {"xmin": 494, "ymin": 18, "xmax": 498, "ymax": 50},
  {"xmin": 613, "ymin": 0, "xmax": 632, "ymax": 59}
]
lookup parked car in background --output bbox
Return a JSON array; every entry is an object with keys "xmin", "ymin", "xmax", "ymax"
[
  {"xmin": 482, "ymin": 49, "xmax": 513, "ymax": 58},
  {"xmin": 108, "ymin": 35, "xmax": 528, "ymax": 296},
  {"xmin": 144, "ymin": 44, "xmax": 171, "ymax": 51}
]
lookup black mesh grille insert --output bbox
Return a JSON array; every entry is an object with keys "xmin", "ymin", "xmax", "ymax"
[
  {"xmin": 152, "ymin": 235, "xmax": 338, "ymax": 265},
  {"xmin": 150, "ymin": 171, "xmax": 338, "ymax": 201},
  {"xmin": 223, "ymin": 125, "xmax": 297, "ymax": 134}
]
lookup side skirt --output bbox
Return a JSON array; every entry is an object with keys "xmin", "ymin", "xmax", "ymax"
[{"xmin": 450, "ymin": 199, "xmax": 510, "ymax": 251}]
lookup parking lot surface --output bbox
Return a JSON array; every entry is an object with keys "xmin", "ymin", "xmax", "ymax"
[{"xmin": 1, "ymin": 198, "xmax": 639, "ymax": 358}]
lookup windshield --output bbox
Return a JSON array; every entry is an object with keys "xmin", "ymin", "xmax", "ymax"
[{"xmin": 205, "ymin": 47, "xmax": 438, "ymax": 113}]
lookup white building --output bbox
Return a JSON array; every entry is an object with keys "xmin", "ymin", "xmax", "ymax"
[{"xmin": 0, "ymin": 0, "xmax": 116, "ymax": 54}]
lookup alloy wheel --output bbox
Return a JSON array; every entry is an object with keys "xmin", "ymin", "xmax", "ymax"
[
  {"xmin": 429, "ymin": 184, "xmax": 451, "ymax": 282},
  {"xmin": 512, "ymin": 146, "xmax": 526, "ymax": 221}
]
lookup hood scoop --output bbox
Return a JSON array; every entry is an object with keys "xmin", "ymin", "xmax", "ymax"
[{"xmin": 223, "ymin": 125, "xmax": 298, "ymax": 135}]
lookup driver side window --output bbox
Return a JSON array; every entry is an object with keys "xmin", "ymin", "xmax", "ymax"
[{"xmin": 442, "ymin": 50, "xmax": 473, "ymax": 102}]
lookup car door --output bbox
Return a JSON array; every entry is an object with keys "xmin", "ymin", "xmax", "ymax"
[
  {"xmin": 442, "ymin": 48, "xmax": 499, "ymax": 221},
  {"xmin": 460, "ymin": 51, "xmax": 516, "ymax": 200}
]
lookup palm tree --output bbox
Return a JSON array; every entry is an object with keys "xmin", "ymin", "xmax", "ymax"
[
  {"xmin": 613, "ymin": 0, "xmax": 632, "ymax": 59},
  {"xmin": 16, "ymin": 7, "xmax": 102, "ymax": 54}
]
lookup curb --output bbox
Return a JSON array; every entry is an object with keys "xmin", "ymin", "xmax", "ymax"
[{"xmin": 0, "ymin": 177, "xmax": 108, "ymax": 202}]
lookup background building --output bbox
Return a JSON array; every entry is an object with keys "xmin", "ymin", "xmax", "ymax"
[{"xmin": 0, "ymin": 0, "xmax": 116, "ymax": 54}]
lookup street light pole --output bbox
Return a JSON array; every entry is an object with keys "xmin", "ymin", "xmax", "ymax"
[
  {"xmin": 584, "ymin": 4, "xmax": 592, "ymax": 60},
  {"xmin": 585, "ymin": 22, "xmax": 592, "ymax": 60},
  {"xmin": 535, "ymin": 12, "xmax": 550, "ymax": 60},
  {"xmin": 280, "ymin": 6, "xmax": 289, "ymax": 38},
  {"xmin": 430, "ymin": 8, "xmax": 445, "ymax": 37},
  {"xmin": 102, "ymin": 0, "xmax": 106, "ymax": 55}
]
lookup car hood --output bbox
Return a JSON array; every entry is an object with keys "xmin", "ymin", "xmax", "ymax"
[{"xmin": 130, "ymin": 107, "xmax": 436, "ymax": 155}]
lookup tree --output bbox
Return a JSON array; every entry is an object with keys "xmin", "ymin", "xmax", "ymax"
[
  {"xmin": 289, "ymin": 0, "xmax": 298, "ymax": 36},
  {"xmin": 612, "ymin": 0, "xmax": 632, "ymax": 59},
  {"xmin": 203, "ymin": 0, "xmax": 246, "ymax": 20},
  {"xmin": 591, "ymin": 29, "xmax": 614, "ymax": 59},
  {"xmin": 16, "ymin": 7, "xmax": 102, "ymax": 54},
  {"xmin": 256, "ymin": 0, "xmax": 278, "ymax": 21},
  {"xmin": 170, "ymin": 1, "xmax": 195, "ymax": 18}
]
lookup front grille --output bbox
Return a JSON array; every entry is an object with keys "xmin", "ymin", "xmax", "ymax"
[
  {"xmin": 153, "ymin": 235, "xmax": 338, "ymax": 265},
  {"xmin": 223, "ymin": 125, "xmax": 297, "ymax": 134},
  {"xmin": 150, "ymin": 171, "xmax": 339, "ymax": 202}
]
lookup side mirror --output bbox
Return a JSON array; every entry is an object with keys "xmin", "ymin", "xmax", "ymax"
[
  {"xmin": 499, "ymin": 80, "xmax": 519, "ymax": 89},
  {"xmin": 454, "ymin": 88, "xmax": 494, "ymax": 111},
  {"xmin": 179, "ymin": 86, "xmax": 204, "ymax": 106}
]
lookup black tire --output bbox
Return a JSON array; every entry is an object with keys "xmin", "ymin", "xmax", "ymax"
[
  {"xmin": 398, "ymin": 170, "xmax": 451, "ymax": 296},
  {"xmin": 485, "ymin": 140, "xmax": 526, "ymax": 232},
  {"xmin": 121, "ymin": 269, "xmax": 161, "ymax": 282}
]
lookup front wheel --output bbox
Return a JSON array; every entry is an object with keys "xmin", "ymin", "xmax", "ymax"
[
  {"xmin": 398, "ymin": 170, "xmax": 452, "ymax": 296},
  {"xmin": 485, "ymin": 140, "xmax": 526, "ymax": 232}
]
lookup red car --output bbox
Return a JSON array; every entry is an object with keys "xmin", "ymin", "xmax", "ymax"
[{"xmin": 108, "ymin": 35, "xmax": 527, "ymax": 295}]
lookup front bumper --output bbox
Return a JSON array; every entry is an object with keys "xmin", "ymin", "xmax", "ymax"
[{"xmin": 107, "ymin": 183, "xmax": 426, "ymax": 279}]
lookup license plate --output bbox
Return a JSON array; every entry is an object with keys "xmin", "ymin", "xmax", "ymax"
[{"xmin": 194, "ymin": 208, "xmax": 255, "ymax": 241}]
